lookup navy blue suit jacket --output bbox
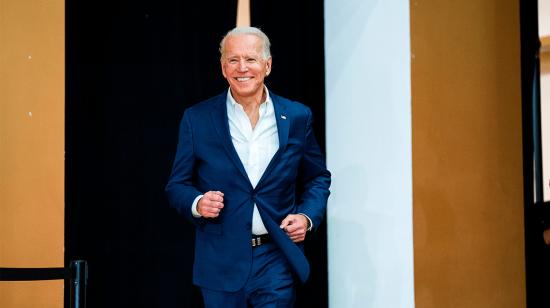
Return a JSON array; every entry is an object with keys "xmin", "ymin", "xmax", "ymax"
[{"xmin": 166, "ymin": 91, "xmax": 330, "ymax": 292}]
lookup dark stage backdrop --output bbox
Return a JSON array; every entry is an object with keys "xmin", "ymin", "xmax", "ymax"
[{"xmin": 66, "ymin": 1, "xmax": 326, "ymax": 307}]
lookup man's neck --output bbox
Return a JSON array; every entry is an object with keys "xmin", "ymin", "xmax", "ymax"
[{"xmin": 231, "ymin": 88, "xmax": 267, "ymax": 110}]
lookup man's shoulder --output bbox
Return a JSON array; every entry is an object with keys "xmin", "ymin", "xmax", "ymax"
[{"xmin": 270, "ymin": 92, "xmax": 311, "ymax": 115}]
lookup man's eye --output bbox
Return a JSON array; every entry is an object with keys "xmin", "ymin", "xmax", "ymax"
[
  {"xmin": 246, "ymin": 58, "xmax": 256, "ymax": 63},
  {"xmin": 229, "ymin": 59, "xmax": 238, "ymax": 64}
]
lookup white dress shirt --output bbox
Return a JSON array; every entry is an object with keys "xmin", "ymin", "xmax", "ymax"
[
  {"xmin": 226, "ymin": 88, "xmax": 278, "ymax": 235},
  {"xmin": 192, "ymin": 87, "xmax": 278, "ymax": 235},
  {"xmin": 191, "ymin": 88, "xmax": 312, "ymax": 234}
]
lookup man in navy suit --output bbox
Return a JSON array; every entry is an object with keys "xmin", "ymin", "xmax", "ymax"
[{"xmin": 166, "ymin": 27, "xmax": 330, "ymax": 307}]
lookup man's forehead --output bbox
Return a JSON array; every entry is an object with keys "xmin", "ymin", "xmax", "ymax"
[
  {"xmin": 227, "ymin": 34, "xmax": 263, "ymax": 47},
  {"xmin": 224, "ymin": 35, "xmax": 263, "ymax": 55}
]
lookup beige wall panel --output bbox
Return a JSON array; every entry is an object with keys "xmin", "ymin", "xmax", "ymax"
[
  {"xmin": 0, "ymin": 0, "xmax": 64, "ymax": 306},
  {"xmin": 542, "ymin": 52, "xmax": 550, "ymax": 73},
  {"xmin": 411, "ymin": 0, "xmax": 525, "ymax": 307},
  {"xmin": 0, "ymin": 281, "xmax": 63, "ymax": 308}
]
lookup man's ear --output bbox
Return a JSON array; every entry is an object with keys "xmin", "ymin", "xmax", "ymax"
[{"xmin": 266, "ymin": 57, "xmax": 272, "ymax": 76}]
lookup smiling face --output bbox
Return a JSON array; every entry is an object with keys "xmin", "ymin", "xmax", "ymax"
[{"xmin": 221, "ymin": 34, "xmax": 272, "ymax": 103}]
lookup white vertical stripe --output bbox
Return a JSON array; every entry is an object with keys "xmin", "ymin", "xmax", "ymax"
[
  {"xmin": 236, "ymin": 0, "xmax": 251, "ymax": 27},
  {"xmin": 325, "ymin": 1, "xmax": 414, "ymax": 307}
]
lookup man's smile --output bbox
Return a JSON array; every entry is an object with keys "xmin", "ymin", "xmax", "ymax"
[{"xmin": 235, "ymin": 77, "xmax": 252, "ymax": 82}]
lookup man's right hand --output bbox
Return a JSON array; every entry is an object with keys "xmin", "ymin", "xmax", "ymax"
[{"xmin": 197, "ymin": 191, "xmax": 224, "ymax": 218}]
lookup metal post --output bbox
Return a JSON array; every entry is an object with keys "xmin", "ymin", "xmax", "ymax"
[{"xmin": 70, "ymin": 260, "xmax": 87, "ymax": 308}]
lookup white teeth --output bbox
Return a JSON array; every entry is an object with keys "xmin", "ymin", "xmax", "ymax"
[{"xmin": 236, "ymin": 77, "xmax": 251, "ymax": 82}]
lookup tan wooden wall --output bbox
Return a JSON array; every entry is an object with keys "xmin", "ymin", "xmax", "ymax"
[
  {"xmin": 0, "ymin": 0, "xmax": 64, "ymax": 306},
  {"xmin": 411, "ymin": 0, "xmax": 526, "ymax": 307}
]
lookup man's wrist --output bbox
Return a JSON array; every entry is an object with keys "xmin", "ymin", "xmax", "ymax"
[
  {"xmin": 191, "ymin": 194, "xmax": 204, "ymax": 217},
  {"xmin": 298, "ymin": 213, "xmax": 313, "ymax": 231}
]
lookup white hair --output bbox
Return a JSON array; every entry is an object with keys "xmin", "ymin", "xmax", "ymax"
[{"xmin": 219, "ymin": 27, "xmax": 271, "ymax": 60}]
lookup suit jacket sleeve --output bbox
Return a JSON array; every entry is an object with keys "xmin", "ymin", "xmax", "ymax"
[
  {"xmin": 165, "ymin": 110, "xmax": 203, "ymax": 226},
  {"xmin": 296, "ymin": 107, "xmax": 331, "ymax": 230}
]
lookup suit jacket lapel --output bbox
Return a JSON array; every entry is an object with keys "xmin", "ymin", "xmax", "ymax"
[
  {"xmin": 273, "ymin": 95, "xmax": 290, "ymax": 152},
  {"xmin": 256, "ymin": 94, "xmax": 289, "ymax": 188},
  {"xmin": 210, "ymin": 93, "xmax": 253, "ymax": 188}
]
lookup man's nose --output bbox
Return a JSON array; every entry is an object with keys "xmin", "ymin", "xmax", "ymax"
[{"xmin": 237, "ymin": 60, "xmax": 248, "ymax": 72}]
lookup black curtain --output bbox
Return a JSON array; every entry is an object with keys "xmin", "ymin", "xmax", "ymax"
[{"xmin": 66, "ymin": 0, "xmax": 327, "ymax": 307}]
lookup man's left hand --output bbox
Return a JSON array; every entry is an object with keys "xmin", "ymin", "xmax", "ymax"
[{"xmin": 280, "ymin": 214, "xmax": 309, "ymax": 243}]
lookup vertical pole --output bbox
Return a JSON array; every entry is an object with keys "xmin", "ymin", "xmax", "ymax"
[{"xmin": 70, "ymin": 260, "xmax": 88, "ymax": 308}]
